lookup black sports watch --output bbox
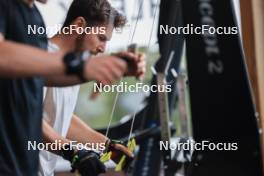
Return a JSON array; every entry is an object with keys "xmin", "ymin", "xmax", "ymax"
[{"xmin": 63, "ymin": 51, "xmax": 90, "ymax": 82}]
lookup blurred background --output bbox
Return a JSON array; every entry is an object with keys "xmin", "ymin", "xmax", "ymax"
[
  {"xmin": 36, "ymin": 0, "xmax": 162, "ymax": 130},
  {"xmin": 36, "ymin": 0, "xmax": 241, "ymax": 132}
]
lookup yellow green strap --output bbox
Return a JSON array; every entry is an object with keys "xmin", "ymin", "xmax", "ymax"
[
  {"xmin": 115, "ymin": 139, "xmax": 136, "ymax": 171},
  {"xmin": 100, "ymin": 151, "xmax": 112, "ymax": 163}
]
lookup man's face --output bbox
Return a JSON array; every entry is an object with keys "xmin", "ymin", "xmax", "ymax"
[{"xmin": 77, "ymin": 24, "xmax": 114, "ymax": 55}]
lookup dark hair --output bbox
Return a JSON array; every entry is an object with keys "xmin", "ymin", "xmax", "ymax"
[{"xmin": 63, "ymin": 0, "xmax": 126, "ymax": 28}]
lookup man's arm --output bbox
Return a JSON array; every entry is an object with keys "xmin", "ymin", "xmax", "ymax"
[
  {"xmin": 67, "ymin": 115, "xmax": 134, "ymax": 157},
  {"xmin": 44, "ymin": 75, "xmax": 81, "ymax": 87},
  {"xmin": 0, "ymin": 38, "xmax": 128, "ymax": 87},
  {"xmin": 67, "ymin": 114, "xmax": 108, "ymax": 145},
  {"xmin": 42, "ymin": 119, "xmax": 106, "ymax": 175},
  {"xmin": 0, "ymin": 39, "xmax": 66, "ymax": 78},
  {"xmin": 42, "ymin": 120, "xmax": 71, "ymax": 155}
]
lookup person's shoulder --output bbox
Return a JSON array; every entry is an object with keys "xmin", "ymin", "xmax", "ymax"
[
  {"xmin": 0, "ymin": 0, "xmax": 8, "ymax": 5},
  {"xmin": 0, "ymin": 0, "xmax": 20, "ymax": 15},
  {"xmin": 0, "ymin": 0, "xmax": 8, "ymax": 10},
  {"xmin": 0, "ymin": 0, "xmax": 18, "ymax": 8}
]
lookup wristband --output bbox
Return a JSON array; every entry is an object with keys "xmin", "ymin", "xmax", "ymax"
[{"xmin": 63, "ymin": 51, "xmax": 90, "ymax": 82}]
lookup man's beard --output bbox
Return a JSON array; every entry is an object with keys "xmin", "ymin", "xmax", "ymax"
[
  {"xmin": 75, "ymin": 34, "xmax": 98, "ymax": 55},
  {"xmin": 74, "ymin": 34, "xmax": 85, "ymax": 53}
]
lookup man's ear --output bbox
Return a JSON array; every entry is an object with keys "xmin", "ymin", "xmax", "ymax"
[
  {"xmin": 71, "ymin": 17, "xmax": 87, "ymax": 35},
  {"xmin": 73, "ymin": 17, "xmax": 87, "ymax": 29}
]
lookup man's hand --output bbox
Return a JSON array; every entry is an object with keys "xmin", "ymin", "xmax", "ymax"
[
  {"xmin": 105, "ymin": 140, "xmax": 134, "ymax": 162},
  {"xmin": 84, "ymin": 55, "xmax": 128, "ymax": 85},
  {"xmin": 72, "ymin": 150, "xmax": 106, "ymax": 176},
  {"xmin": 114, "ymin": 52, "xmax": 146, "ymax": 80},
  {"xmin": 62, "ymin": 146, "xmax": 106, "ymax": 176}
]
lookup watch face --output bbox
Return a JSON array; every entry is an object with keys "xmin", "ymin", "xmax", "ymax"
[
  {"xmin": 81, "ymin": 51, "xmax": 91, "ymax": 61},
  {"xmin": 71, "ymin": 58, "xmax": 82, "ymax": 66}
]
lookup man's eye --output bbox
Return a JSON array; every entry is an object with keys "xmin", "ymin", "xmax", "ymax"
[{"xmin": 99, "ymin": 36, "xmax": 106, "ymax": 42}]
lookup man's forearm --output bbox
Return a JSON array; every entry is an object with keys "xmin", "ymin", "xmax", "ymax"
[
  {"xmin": 42, "ymin": 120, "xmax": 71, "ymax": 155},
  {"xmin": 0, "ymin": 40, "xmax": 86, "ymax": 86},
  {"xmin": 44, "ymin": 75, "xmax": 82, "ymax": 87},
  {"xmin": 67, "ymin": 114, "xmax": 108, "ymax": 145},
  {"xmin": 0, "ymin": 40, "xmax": 65, "ymax": 78}
]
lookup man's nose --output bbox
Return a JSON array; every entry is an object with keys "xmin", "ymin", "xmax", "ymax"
[{"xmin": 98, "ymin": 44, "xmax": 106, "ymax": 53}]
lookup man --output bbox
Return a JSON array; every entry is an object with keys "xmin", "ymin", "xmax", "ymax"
[
  {"xmin": 0, "ymin": 0, "xmax": 139, "ymax": 175},
  {"xmin": 39, "ymin": 0, "xmax": 145, "ymax": 175}
]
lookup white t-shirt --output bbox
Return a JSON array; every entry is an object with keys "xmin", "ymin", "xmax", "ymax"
[{"xmin": 38, "ymin": 42, "xmax": 80, "ymax": 176}]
